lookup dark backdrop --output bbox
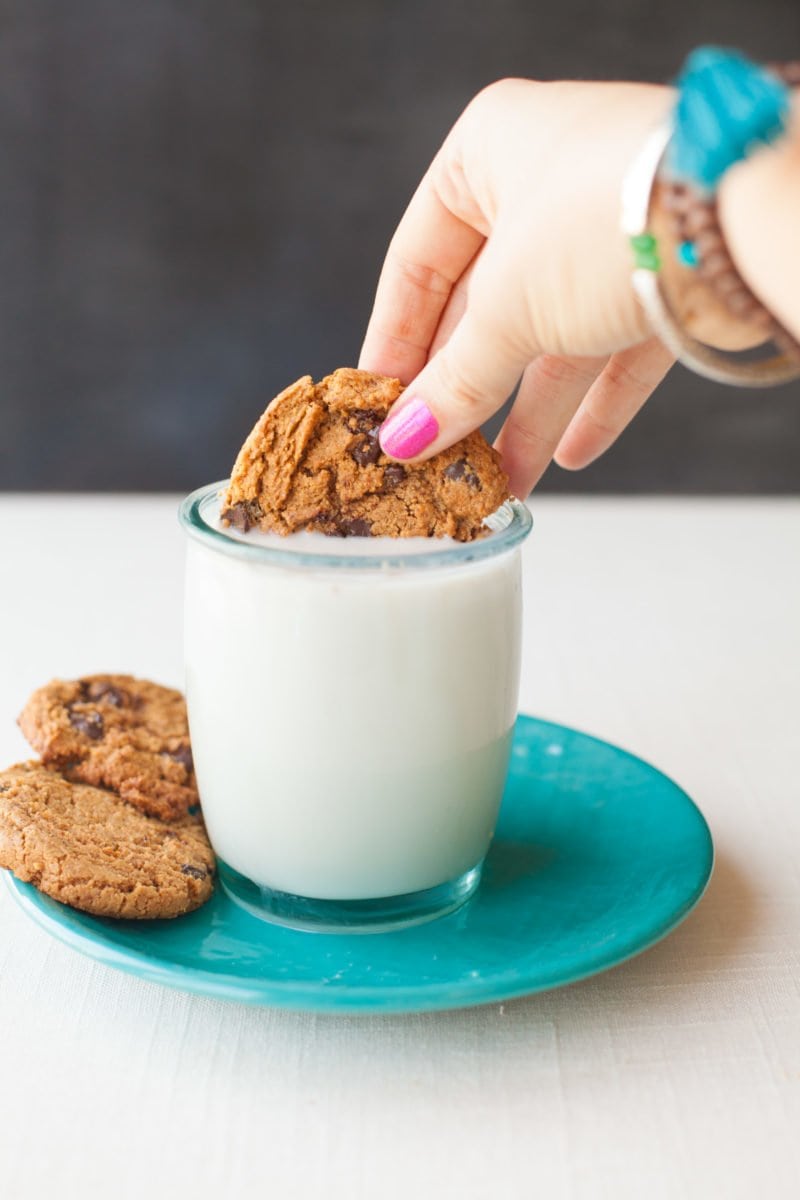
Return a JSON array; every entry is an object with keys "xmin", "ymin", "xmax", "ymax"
[{"xmin": 2, "ymin": 0, "xmax": 799, "ymax": 493}]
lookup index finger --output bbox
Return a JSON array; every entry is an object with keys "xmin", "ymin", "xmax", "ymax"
[{"xmin": 358, "ymin": 165, "xmax": 485, "ymax": 383}]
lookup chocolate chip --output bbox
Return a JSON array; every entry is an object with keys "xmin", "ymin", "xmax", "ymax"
[
  {"xmin": 0, "ymin": 784, "xmax": 8, "ymax": 794},
  {"xmin": 383, "ymin": 464, "xmax": 407, "ymax": 489},
  {"xmin": 164, "ymin": 745, "xmax": 194, "ymax": 773},
  {"xmin": 181, "ymin": 864, "xmax": 207, "ymax": 880},
  {"xmin": 339, "ymin": 518, "xmax": 373, "ymax": 537},
  {"xmin": 350, "ymin": 436, "xmax": 381, "ymax": 467},
  {"xmin": 315, "ymin": 513, "xmax": 373, "ymax": 538},
  {"xmin": 222, "ymin": 500, "xmax": 264, "ymax": 533},
  {"xmin": 348, "ymin": 408, "xmax": 384, "ymax": 435},
  {"xmin": 87, "ymin": 682, "xmax": 129, "ymax": 707},
  {"xmin": 443, "ymin": 459, "xmax": 481, "ymax": 490},
  {"xmin": 68, "ymin": 710, "xmax": 105, "ymax": 740}
]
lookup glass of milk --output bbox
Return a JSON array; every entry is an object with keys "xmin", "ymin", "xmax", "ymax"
[{"xmin": 179, "ymin": 481, "xmax": 532, "ymax": 932}]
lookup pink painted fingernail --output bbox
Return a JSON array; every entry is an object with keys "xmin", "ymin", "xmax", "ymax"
[{"xmin": 379, "ymin": 397, "xmax": 439, "ymax": 459}]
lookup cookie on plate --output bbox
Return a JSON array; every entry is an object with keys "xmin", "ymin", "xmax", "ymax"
[
  {"xmin": 18, "ymin": 675, "xmax": 197, "ymax": 822},
  {"xmin": 0, "ymin": 762, "xmax": 214, "ymax": 919},
  {"xmin": 220, "ymin": 368, "xmax": 510, "ymax": 542}
]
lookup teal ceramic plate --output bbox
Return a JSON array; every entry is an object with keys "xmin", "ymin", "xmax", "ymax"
[{"xmin": 4, "ymin": 716, "xmax": 713, "ymax": 1014}]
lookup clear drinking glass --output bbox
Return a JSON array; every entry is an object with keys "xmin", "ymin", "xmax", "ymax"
[{"xmin": 179, "ymin": 482, "xmax": 532, "ymax": 932}]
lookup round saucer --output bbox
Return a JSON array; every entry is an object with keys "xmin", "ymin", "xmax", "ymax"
[{"xmin": 3, "ymin": 715, "xmax": 713, "ymax": 1014}]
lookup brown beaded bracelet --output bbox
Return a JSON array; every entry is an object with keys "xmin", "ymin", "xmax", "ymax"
[
  {"xmin": 661, "ymin": 182, "xmax": 800, "ymax": 363},
  {"xmin": 661, "ymin": 61, "xmax": 800, "ymax": 364}
]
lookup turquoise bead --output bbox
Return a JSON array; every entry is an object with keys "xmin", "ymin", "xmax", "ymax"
[
  {"xmin": 677, "ymin": 240, "xmax": 699, "ymax": 268},
  {"xmin": 668, "ymin": 47, "xmax": 791, "ymax": 190}
]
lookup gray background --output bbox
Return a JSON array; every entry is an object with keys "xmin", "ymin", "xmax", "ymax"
[{"xmin": 1, "ymin": 0, "xmax": 798, "ymax": 494}]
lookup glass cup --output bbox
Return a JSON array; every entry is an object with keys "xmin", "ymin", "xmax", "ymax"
[{"xmin": 179, "ymin": 482, "xmax": 532, "ymax": 932}]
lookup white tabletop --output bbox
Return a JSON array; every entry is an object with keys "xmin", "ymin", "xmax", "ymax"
[{"xmin": 0, "ymin": 494, "xmax": 798, "ymax": 1199}]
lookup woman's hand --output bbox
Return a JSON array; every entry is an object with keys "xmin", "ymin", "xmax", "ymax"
[{"xmin": 359, "ymin": 79, "xmax": 675, "ymax": 496}]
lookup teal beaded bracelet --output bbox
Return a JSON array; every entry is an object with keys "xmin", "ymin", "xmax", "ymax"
[{"xmin": 668, "ymin": 47, "xmax": 793, "ymax": 191}]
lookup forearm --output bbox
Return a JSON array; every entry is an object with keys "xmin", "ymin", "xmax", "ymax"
[{"xmin": 718, "ymin": 91, "xmax": 800, "ymax": 340}]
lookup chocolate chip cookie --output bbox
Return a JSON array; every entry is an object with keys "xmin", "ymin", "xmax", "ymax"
[
  {"xmin": 18, "ymin": 675, "xmax": 197, "ymax": 822},
  {"xmin": 0, "ymin": 762, "xmax": 214, "ymax": 919},
  {"xmin": 220, "ymin": 368, "xmax": 510, "ymax": 542}
]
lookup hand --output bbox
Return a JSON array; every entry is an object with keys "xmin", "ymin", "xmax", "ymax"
[{"xmin": 359, "ymin": 79, "xmax": 675, "ymax": 496}]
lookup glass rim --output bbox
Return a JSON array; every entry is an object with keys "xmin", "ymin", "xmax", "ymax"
[{"xmin": 178, "ymin": 480, "xmax": 532, "ymax": 571}]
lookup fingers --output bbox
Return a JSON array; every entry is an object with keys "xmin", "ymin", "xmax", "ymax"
[
  {"xmin": 494, "ymin": 354, "xmax": 608, "ymax": 497},
  {"xmin": 358, "ymin": 165, "xmax": 485, "ymax": 384},
  {"xmin": 428, "ymin": 256, "xmax": 477, "ymax": 359},
  {"xmin": 377, "ymin": 258, "xmax": 532, "ymax": 461},
  {"xmin": 375, "ymin": 289, "xmax": 670, "ymax": 481},
  {"xmin": 554, "ymin": 338, "xmax": 674, "ymax": 470}
]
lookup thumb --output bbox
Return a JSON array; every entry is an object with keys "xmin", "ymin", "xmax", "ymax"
[{"xmin": 377, "ymin": 292, "xmax": 532, "ymax": 462}]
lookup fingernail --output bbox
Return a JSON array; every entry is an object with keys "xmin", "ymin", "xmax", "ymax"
[{"xmin": 379, "ymin": 397, "xmax": 439, "ymax": 459}]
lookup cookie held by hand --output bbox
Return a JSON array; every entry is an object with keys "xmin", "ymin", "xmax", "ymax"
[
  {"xmin": 18, "ymin": 675, "xmax": 197, "ymax": 822},
  {"xmin": 0, "ymin": 762, "xmax": 214, "ymax": 919},
  {"xmin": 221, "ymin": 368, "xmax": 510, "ymax": 542}
]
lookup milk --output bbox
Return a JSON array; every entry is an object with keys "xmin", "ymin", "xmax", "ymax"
[{"xmin": 182, "ymin": 486, "xmax": 528, "ymax": 905}]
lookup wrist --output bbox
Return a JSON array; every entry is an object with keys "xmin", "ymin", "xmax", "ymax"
[{"xmin": 718, "ymin": 90, "xmax": 800, "ymax": 340}]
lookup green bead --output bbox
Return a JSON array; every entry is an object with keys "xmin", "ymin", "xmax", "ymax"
[
  {"xmin": 630, "ymin": 233, "xmax": 661, "ymax": 271},
  {"xmin": 637, "ymin": 251, "xmax": 661, "ymax": 271}
]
